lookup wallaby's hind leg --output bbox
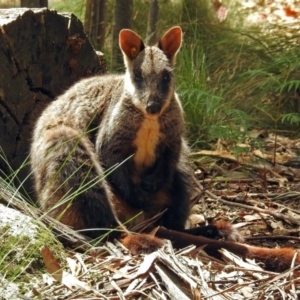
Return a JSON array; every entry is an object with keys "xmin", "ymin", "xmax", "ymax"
[{"xmin": 33, "ymin": 125, "xmax": 117, "ymax": 239}]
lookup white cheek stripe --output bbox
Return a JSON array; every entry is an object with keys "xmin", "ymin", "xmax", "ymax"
[
  {"xmin": 124, "ymin": 72, "xmax": 136, "ymax": 96},
  {"xmin": 124, "ymin": 72, "xmax": 147, "ymax": 113}
]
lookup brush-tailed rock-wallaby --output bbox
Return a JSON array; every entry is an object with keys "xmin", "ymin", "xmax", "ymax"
[
  {"xmin": 31, "ymin": 27, "xmax": 192, "ymax": 238},
  {"xmin": 31, "ymin": 27, "xmax": 300, "ymax": 271}
]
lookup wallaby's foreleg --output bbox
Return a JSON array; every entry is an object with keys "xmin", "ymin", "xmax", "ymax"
[{"xmin": 159, "ymin": 169, "xmax": 191, "ymax": 231}]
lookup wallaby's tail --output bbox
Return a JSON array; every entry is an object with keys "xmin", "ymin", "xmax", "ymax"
[{"xmin": 156, "ymin": 227, "xmax": 299, "ymax": 272}]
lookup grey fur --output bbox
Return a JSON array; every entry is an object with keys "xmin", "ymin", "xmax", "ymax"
[{"xmin": 30, "ymin": 27, "xmax": 192, "ymax": 238}]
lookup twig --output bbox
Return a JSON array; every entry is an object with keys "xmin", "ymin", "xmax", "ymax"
[
  {"xmin": 202, "ymin": 177, "xmax": 278, "ymax": 184},
  {"xmin": 289, "ymin": 251, "xmax": 299, "ymax": 298},
  {"xmin": 205, "ymin": 190, "xmax": 300, "ymax": 226},
  {"xmin": 257, "ymin": 211, "xmax": 274, "ymax": 232},
  {"xmin": 246, "ymin": 236, "xmax": 300, "ymax": 241}
]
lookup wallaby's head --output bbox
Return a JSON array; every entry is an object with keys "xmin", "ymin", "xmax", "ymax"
[{"xmin": 119, "ymin": 27, "xmax": 182, "ymax": 116}]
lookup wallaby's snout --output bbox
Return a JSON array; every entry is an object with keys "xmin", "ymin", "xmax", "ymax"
[
  {"xmin": 145, "ymin": 70, "xmax": 173, "ymax": 115},
  {"xmin": 146, "ymin": 101, "xmax": 161, "ymax": 115},
  {"xmin": 146, "ymin": 100, "xmax": 162, "ymax": 115}
]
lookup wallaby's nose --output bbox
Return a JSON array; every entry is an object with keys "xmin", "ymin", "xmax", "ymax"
[{"xmin": 146, "ymin": 102, "xmax": 161, "ymax": 115}]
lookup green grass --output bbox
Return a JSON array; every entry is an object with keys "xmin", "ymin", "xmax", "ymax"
[
  {"xmin": 0, "ymin": 223, "xmax": 63, "ymax": 281},
  {"xmin": 50, "ymin": 0, "xmax": 300, "ymax": 148},
  {"xmin": 175, "ymin": 1, "xmax": 300, "ymax": 148},
  {"xmin": 0, "ymin": 150, "xmax": 66, "ymax": 295}
]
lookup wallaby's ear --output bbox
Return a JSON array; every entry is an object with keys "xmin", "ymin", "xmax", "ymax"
[
  {"xmin": 119, "ymin": 29, "xmax": 145, "ymax": 60},
  {"xmin": 158, "ymin": 26, "xmax": 182, "ymax": 61}
]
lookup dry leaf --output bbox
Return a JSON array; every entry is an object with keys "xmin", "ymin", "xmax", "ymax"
[
  {"xmin": 58, "ymin": 270, "xmax": 91, "ymax": 291},
  {"xmin": 66, "ymin": 257, "xmax": 78, "ymax": 276},
  {"xmin": 155, "ymin": 263, "xmax": 191, "ymax": 300},
  {"xmin": 40, "ymin": 245, "xmax": 62, "ymax": 281},
  {"xmin": 188, "ymin": 214, "xmax": 205, "ymax": 227},
  {"xmin": 220, "ymin": 248, "xmax": 264, "ymax": 273},
  {"xmin": 239, "ymin": 279, "xmax": 254, "ymax": 297},
  {"xmin": 134, "ymin": 251, "xmax": 158, "ymax": 277},
  {"xmin": 243, "ymin": 213, "xmax": 268, "ymax": 222},
  {"xmin": 40, "ymin": 245, "xmax": 91, "ymax": 291}
]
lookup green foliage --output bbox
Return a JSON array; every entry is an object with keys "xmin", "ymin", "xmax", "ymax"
[
  {"xmin": 50, "ymin": 0, "xmax": 300, "ymax": 147},
  {"xmin": 176, "ymin": 0, "xmax": 300, "ymax": 146},
  {"xmin": 280, "ymin": 113, "xmax": 300, "ymax": 125},
  {"xmin": 51, "ymin": 0, "xmax": 86, "ymax": 20}
]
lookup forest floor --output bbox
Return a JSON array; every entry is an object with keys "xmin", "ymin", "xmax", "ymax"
[
  {"xmin": 26, "ymin": 132, "xmax": 300, "ymax": 300},
  {"xmin": 21, "ymin": 2, "xmax": 300, "ymax": 299}
]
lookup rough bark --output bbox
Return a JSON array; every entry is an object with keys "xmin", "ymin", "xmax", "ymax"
[
  {"xmin": 146, "ymin": 0, "xmax": 159, "ymax": 45},
  {"xmin": 111, "ymin": 0, "xmax": 133, "ymax": 71},
  {"xmin": 20, "ymin": 0, "xmax": 48, "ymax": 7},
  {"xmin": 0, "ymin": 8, "xmax": 106, "ymax": 196},
  {"xmin": 84, "ymin": 0, "xmax": 107, "ymax": 50}
]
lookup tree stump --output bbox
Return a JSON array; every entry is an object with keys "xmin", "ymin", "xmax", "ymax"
[{"xmin": 0, "ymin": 8, "xmax": 106, "ymax": 196}]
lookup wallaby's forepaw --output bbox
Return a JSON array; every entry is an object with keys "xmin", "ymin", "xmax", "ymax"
[
  {"xmin": 214, "ymin": 221, "xmax": 244, "ymax": 242},
  {"xmin": 120, "ymin": 233, "xmax": 165, "ymax": 254},
  {"xmin": 184, "ymin": 221, "xmax": 244, "ymax": 242}
]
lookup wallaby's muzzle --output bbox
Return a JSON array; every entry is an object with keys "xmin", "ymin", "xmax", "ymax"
[{"xmin": 146, "ymin": 101, "xmax": 162, "ymax": 115}]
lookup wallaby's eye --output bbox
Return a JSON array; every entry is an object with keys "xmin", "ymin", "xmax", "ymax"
[
  {"xmin": 133, "ymin": 70, "xmax": 143, "ymax": 83},
  {"xmin": 162, "ymin": 71, "xmax": 171, "ymax": 82}
]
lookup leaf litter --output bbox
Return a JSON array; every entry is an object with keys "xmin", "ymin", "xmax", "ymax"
[{"xmin": 22, "ymin": 133, "xmax": 300, "ymax": 299}]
